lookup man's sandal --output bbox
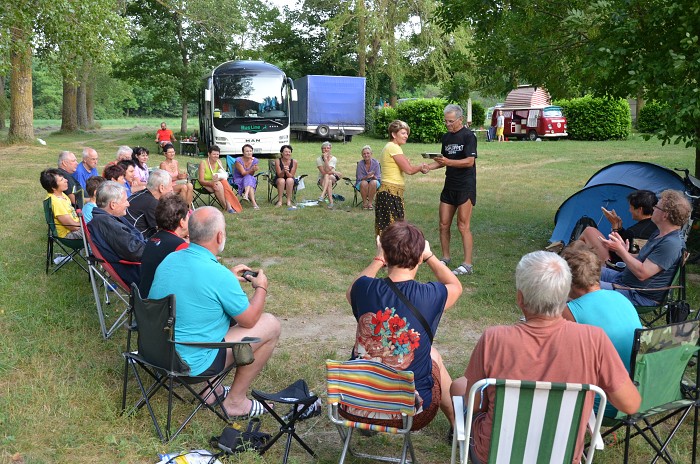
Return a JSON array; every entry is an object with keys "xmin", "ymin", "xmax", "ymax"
[
  {"xmin": 453, "ymin": 264, "xmax": 473, "ymax": 276},
  {"xmin": 439, "ymin": 257, "xmax": 451, "ymax": 266},
  {"xmin": 228, "ymin": 398, "xmax": 271, "ymax": 421}
]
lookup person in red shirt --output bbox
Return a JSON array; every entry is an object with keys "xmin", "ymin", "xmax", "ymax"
[{"xmin": 155, "ymin": 122, "xmax": 176, "ymax": 149}]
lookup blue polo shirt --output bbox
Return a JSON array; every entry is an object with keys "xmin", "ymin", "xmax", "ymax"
[
  {"xmin": 149, "ymin": 243, "xmax": 249, "ymax": 375},
  {"xmin": 73, "ymin": 163, "xmax": 98, "ymax": 190}
]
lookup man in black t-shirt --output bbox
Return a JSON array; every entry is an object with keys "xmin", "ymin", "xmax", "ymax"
[{"xmin": 425, "ymin": 104, "xmax": 477, "ymax": 275}]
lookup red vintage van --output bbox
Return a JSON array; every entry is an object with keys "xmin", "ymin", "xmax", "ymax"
[{"xmin": 491, "ymin": 86, "xmax": 568, "ymax": 140}]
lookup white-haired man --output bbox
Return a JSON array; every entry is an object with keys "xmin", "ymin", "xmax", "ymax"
[
  {"xmin": 424, "ymin": 104, "xmax": 477, "ymax": 276},
  {"xmin": 88, "ymin": 181, "xmax": 145, "ymax": 285},
  {"xmin": 73, "ymin": 147, "xmax": 99, "ymax": 190},
  {"xmin": 126, "ymin": 169, "xmax": 173, "ymax": 238},
  {"xmin": 451, "ymin": 251, "xmax": 640, "ymax": 464}
]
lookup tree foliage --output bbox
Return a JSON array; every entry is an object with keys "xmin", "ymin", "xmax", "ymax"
[
  {"xmin": 564, "ymin": 0, "xmax": 700, "ymax": 173},
  {"xmin": 437, "ymin": 0, "xmax": 700, "ymax": 173}
]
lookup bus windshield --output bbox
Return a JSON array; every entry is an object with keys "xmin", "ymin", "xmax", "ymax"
[
  {"xmin": 543, "ymin": 106, "xmax": 563, "ymax": 117},
  {"xmin": 212, "ymin": 73, "xmax": 289, "ymax": 132}
]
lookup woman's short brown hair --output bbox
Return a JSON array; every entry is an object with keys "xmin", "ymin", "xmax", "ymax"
[
  {"xmin": 387, "ymin": 120, "xmax": 410, "ymax": 140},
  {"xmin": 561, "ymin": 241, "xmax": 601, "ymax": 291},
  {"xmin": 380, "ymin": 221, "xmax": 424, "ymax": 269},
  {"xmin": 155, "ymin": 194, "xmax": 189, "ymax": 231}
]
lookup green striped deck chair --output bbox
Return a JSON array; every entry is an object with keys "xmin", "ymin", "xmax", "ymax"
[
  {"xmin": 451, "ymin": 378, "xmax": 606, "ymax": 464},
  {"xmin": 600, "ymin": 320, "xmax": 700, "ymax": 464},
  {"xmin": 326, "ymin": 359, "xmax": 417, "ymax": 464}
]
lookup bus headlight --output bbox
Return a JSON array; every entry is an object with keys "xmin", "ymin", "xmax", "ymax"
[{"xmin": 215, "ymin": 137, "xmax": 229, "ymax": 145}]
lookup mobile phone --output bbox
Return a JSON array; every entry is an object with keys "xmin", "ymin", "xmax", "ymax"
[{"xmin": 243, "ymin": 270, "xmax": 258, "ymax": 281}]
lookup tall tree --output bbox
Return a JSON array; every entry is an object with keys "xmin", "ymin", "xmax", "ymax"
[
  {"xmin": 565, "ymin": 0, "xmax": 700, "ymax": 174},
  {"xmin": 435, "ymin": 0, "xmax": 587, "ymax": 98},
  {"xmin": 116, "ymin": 0, "xmax": 274, "ymax": 133}
]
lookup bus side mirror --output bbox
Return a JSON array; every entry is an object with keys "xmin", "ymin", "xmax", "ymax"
[
  {"xmin": 291, "ymin": 89, "xmax": 298, "ymax": 102},
  {"xmin": 204, "ymin": 89, "xmax": 211, "ymax": 102}
]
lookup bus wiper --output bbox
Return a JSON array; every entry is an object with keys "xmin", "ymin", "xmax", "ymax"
[{"xmin": 251, "ymin": 118, "xmax": 283, "ymax": 127}]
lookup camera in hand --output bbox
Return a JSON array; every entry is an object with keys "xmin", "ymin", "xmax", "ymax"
[{"xmin": 243, "ymin": 270, "xmax": 258, "ymax": 281}]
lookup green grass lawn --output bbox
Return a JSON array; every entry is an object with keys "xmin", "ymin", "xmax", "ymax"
[{"xmin": 1, "ymin": 121, "xmax": 698, "ymax": 463}]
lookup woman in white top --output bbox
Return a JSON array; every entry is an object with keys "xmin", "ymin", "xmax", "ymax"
[{"xmin": 316, "ymin": 141, "xmax": 342, "ymax": 209}]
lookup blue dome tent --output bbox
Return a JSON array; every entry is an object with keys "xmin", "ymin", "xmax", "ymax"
[{"xmin": 550, "ymin": 162, "xmax": 686, "ymax": 245}]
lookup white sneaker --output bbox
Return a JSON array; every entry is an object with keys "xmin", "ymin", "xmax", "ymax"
[{"xmin": 53, "ymin": 255, "xmax": 72, "ymax": 265}]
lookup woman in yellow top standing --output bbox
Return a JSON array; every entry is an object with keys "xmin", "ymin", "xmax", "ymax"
[{"xmin": 375, "ymin": 120, "xmax": 426, "ymax": 235}]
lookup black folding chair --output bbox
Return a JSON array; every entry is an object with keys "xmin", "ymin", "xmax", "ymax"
[
  {"xmin": 252, "ymin": 379, "xmax": 319, "ymax": 464},
  {"xmin": 263, "ymin": 159, "xmax": 308, "ymax": 205},
  {"xmin": 43, "ymin": 198, "xmax": 87, "ymax": 275},
  {"xmin": 121, "ymin": 284, "xmax": 260, "ymax": 443},
  {"xmin": 186, "ymin": 162, "xmax": 224, "ymax": 208}
]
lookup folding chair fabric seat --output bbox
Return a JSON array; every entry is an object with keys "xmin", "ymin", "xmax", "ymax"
[
  {"xmin": 80, "ymin": 212, "xmax": 136, "ymax": 338},
  {"xmin": 326, "ymin": 359, "xmax": 417, "ymax": 464},
  {"xmin": 186, "ymin": 162, "xmax": 224, "ymax": 208},
  {"xmin": 600, "ymin": 320, "xmax": 700, "ymax": 464},
  {"xmin": 43, "ymin": 198, "xmax": 88, "ymax": 275},
  {"xmin": 121, "ymin": 284, "xmax": 260, "ymax": 443},
  {"xmin": 451, "ymin": 378, "xmax": 607, "ymax": 464}
]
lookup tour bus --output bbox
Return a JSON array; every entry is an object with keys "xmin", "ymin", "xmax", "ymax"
[
  {"xmin": 491, "ymin": 105, "xmax": 568, "ymax": 141},
  {"xmin": 199, "ymin": 60, "xmax": 296, "ymax": 157}
]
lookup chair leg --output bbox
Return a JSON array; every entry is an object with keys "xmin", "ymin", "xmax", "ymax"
[{"xmin": 338, "ymin": 427, "xmax": 353, "ymax": 464}]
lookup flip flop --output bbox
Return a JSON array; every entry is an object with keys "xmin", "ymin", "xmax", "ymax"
[
  {"xmin": 207, "ymin": 385, "xmax": 231, "ymax": 407},
  {"xmin": 228, "ymin": 398, "xmax": 270, "ymax": 421},
  {"xmin": 439, "ymin": 257, "xmax": 451, "ymax": 266},
  {"xmin": 453, "ymin": 264, "xmax": 473, "ymax": 276}
]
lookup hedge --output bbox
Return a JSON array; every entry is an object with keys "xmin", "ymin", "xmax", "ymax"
[
  {"xmin": 637, "ymin": 101, "xmax": 667, "ymax": 134},
  {"xmin": 555, "ymin": 96, "xmax": 631, "ymax": 140}
]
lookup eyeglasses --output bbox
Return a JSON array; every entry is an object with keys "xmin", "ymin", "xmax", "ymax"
[
  {"xmin": 653, "ymin": 205, "xmax": 667, "ymax": 212},
  {"xmin": 444, "ymin": 118, "xmax": 461, "ymax": 125}
]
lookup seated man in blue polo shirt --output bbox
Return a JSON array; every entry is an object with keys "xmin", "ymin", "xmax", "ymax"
[{"xmin": 149, "ymin": 206, "xmax": 281, "ymax": 419}]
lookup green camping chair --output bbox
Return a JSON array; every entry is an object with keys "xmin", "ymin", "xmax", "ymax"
[
  {"xmin": 451, "ymin": 378, "xmax": 607, "ymax": 464},
  {"xmin": 43, "ymin": 197, "xmax": 88, "ymax": 275},
  {"xmin": 600, "ymin": 320, "xmax": 700, "ymax": 463}
]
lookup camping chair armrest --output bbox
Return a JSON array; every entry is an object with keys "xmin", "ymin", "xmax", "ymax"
[
  {"xmin": 297, "ymin": 174, "xmax": 308, "ymax": 180},
  {"xmin": 174, "ymin": 336, "xmax": 261, "ymax": 348},
  {"xmin": 613, "ymin": 284, "xmax": 682, "ymax": 292},
  {"xmin": 117, "ymin": 259, "xmax": 141, "ymax": 266},
  {"xmin": 452, "ymin": 395, "xmax": 465, "ymax": 442},
  {"xmin": 175, "ymin": 337, "xmax": 261, "ymax": 367}
]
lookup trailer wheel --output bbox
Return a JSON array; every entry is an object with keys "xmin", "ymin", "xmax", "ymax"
[
  {"xmin": 317, "ymin": 125, "xmax": 330, "ymax": 137},
  {"xmin": 528, "ymin": 130, "xmax": 538, "ymax": 141},
  {"xmin": 344, "ymin": 135, "xmax": 353, "ymax": 142}
]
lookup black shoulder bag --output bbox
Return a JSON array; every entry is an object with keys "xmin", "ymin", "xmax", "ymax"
[{"xmin": 383, "ymin": 278, "xmax": 434, "ymax": 344}]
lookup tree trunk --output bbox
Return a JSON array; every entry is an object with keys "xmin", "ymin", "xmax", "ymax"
[
  {"xmin": 695, "ymin": 125, "xmax": 700, "ymax": 179},
  {"xmin": 77, "ymin": 64, "xmax": 88, "ymax": 130},
  {"xmin": 357, "ymin": 0, "xmax": 366, "ymax": 77},
  {"xmin": 181, "ymin": 99, "xmax": 188, "ymax": 134},
  {"xmin": 0, "ymin": 75, "xmax": 6, "ymax": 130},
  {"xmin": 8, "ymin": 27, "xmax": 34, "ymax": 143},
  {"xmin": 77, "ymin": 83, "xmax": 88, "ymax": 129},
  {"xmin": 635, "ymin": 91, "xmax": 644, "ymax": 127},
  {"xmin": 61, "ymin": 73, "xmax": 78, "ymax": 132},
  {"xmin": 86, "ymin": 73, "xmax": 95, "ymax": 127}
]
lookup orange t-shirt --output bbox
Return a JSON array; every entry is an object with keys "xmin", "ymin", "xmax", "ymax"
[{"xmin": 157, "ymin": 129, "xmax": 174, "ymax": 142}]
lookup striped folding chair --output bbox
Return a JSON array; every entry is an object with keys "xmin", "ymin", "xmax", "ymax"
[
  {"xmin": 451, "ymin": 379, "xmax": 607, "ymax": 464},
  {"xmin": 326, "ymin": 359, "xmax": 417, "ymax": 464}
]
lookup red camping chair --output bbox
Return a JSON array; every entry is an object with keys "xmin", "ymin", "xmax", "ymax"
[{"xmin": 80, "ymin": 212, "xmax": 140, "ymax": 339}]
